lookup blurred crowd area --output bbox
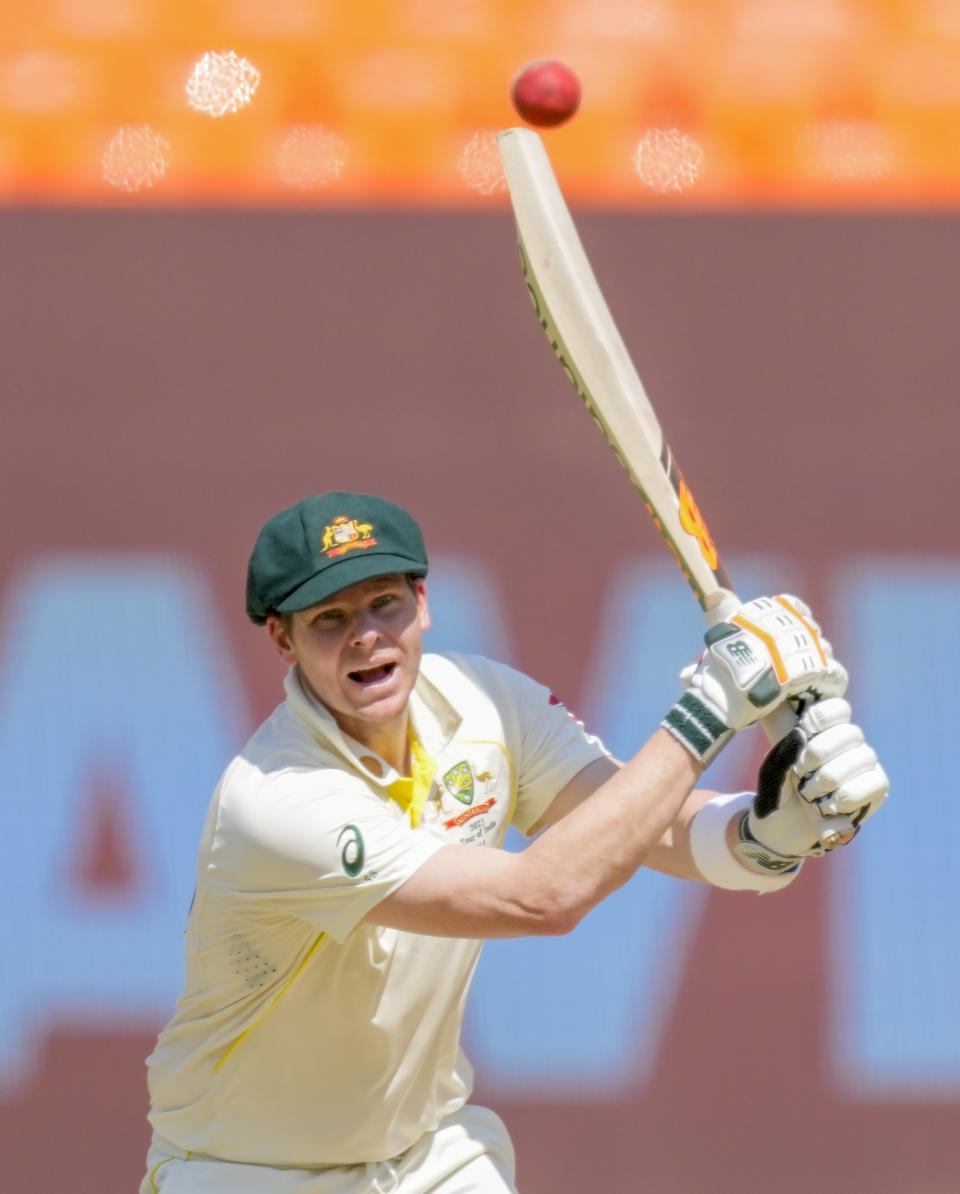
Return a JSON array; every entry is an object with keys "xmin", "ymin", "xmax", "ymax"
[{"xmin": 7, "ymin": 0, "xmax": 960, "ymax": 203}]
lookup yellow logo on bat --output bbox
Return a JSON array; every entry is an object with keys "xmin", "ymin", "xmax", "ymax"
[{"xmin": 677, "ymin": 479, "xmax": 719, "ymax": 571}]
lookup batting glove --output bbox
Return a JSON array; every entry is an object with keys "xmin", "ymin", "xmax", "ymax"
[
  {"xmin": 734, "ymin": 696, "xmax": 890, "ymax": 873},
  {"xmin": 661, "ymin": 594, "xmax": 848, "ymax": 766}
]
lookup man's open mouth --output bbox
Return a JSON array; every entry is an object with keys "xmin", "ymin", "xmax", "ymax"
[{"xmin": 348, "ymin": 663, "xmax": 397, "ymax": 686}]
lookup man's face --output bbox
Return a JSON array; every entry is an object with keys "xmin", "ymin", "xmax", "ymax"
[{"xmin": 267, "ymin": 574, "xmax": 430, "ymax": 743}]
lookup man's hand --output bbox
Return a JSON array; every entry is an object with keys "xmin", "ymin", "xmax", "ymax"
[
  {"xmin": 662, "ymin": 594, "xmax": 848, "ymax": 765},
  {"xmin": 733, "ymin": 696, "xmax": 890, "ymax": 874}
]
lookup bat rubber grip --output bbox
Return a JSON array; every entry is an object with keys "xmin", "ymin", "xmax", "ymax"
[{"xmin": 703, "ymin": 589, "xmax": 740, "ymax": 628}]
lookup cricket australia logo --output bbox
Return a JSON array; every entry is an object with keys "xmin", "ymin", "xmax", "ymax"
[
  {"xmin": 321, "ymin": 516, "xmax": 377, "ymax": 558},
  {"xmin": 442, "ymin": 761, "xmax": 475, "ymax": 805}
]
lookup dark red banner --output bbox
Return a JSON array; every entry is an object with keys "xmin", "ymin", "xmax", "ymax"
[{"xmin": 0, "ymin": 208, "xmax": 956, "ymax": 1193}]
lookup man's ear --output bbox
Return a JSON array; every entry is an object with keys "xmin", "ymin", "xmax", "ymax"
[
  {"xmin": 266, "ymin": 615, "xmax": 298, "ymax": 665},
  {"xmin": 414, "ymin": 579, "xmax": 431, "ymax": 632}
]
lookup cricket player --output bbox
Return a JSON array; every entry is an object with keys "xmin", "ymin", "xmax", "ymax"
[{"xmin": 140, "ymin": 491, "xmax": 887, "ymax": 1194}]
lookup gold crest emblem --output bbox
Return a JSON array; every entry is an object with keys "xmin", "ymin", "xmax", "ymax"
[{"xmin": 321, "ymin": 516, "xmax": 377, "ymax": 558}]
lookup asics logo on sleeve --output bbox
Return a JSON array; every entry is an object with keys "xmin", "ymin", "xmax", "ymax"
[{"xmin": 337, "ymin": 825, "xmax": 365, "ymax": 877}]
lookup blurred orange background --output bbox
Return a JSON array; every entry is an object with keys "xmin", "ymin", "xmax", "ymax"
[{"xmin": 7, "ymin": 0, "xmax": 960, "ymax": 204}]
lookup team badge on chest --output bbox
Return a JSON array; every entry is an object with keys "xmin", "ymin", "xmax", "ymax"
[
  {"xmin": 421, "ymin": 751, "xmax": 509, "ymax": 846},
  {"xmin": 442, "ymin": 761, "xmax": 474, "ymax": 805}
]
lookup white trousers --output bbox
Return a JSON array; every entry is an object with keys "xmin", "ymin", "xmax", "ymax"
[{"xmin": 140, "ymin": 1105, "xmax": 518, "ymax": 1194}]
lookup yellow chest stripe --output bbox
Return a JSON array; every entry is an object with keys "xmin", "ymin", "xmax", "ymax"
[{"xmin": 386, "ymin": 733, "xmax": 437, "ymax": 828}]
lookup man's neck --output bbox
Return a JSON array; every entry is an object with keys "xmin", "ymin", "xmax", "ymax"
[
  {"xmin": 294, "ymin": 669, "xmax": 413, "ymax": 775},
  {"xmin": 346, "ymin": 718, "xmax": 410, "ymax": 776}
]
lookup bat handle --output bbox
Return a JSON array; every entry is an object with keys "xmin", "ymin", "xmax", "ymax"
[
  {"xmin": 704, "ymin": 589, "xmax": 854, "ymax": 851},
  {"xmin": 703, "ymin": 588, "xmax": 740, "ymax": 628}
]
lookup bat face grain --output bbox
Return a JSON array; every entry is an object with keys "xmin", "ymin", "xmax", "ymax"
[{"xmin": 499, "ymin": 128, "xmax": 733, "ymax": 617}]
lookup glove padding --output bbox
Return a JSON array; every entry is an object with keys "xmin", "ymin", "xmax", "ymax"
[
  {"xmin": 734, "ymin": 696, "xmax": 889, "ymax": 873},
  {"xmin": 662, "ymin": 594, "xmax": 848, "ymax": 765}
]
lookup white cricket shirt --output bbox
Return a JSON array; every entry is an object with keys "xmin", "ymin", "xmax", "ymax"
[{"xmin": 145, "ymin": 652, "xmax": 607, "ymax": 1168}]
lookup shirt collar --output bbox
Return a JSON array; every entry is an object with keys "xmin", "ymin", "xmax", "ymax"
[
  {"xmin": 408, "ymin": 657, "xmax": 463, "ymax": 755},
  {"xmin": 282, "ymin": 656, "xmax": 463, "ymax": 779}
]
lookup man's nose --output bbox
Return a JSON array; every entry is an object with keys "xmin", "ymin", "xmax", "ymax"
[{"xmin": 350, "ymin": 612, "xmax": 382, "ymax": 646}]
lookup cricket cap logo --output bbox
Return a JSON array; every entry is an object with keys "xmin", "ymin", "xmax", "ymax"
[
  {"xmin": 321, "ymin": 516, "xmax": 377, "ymax": 559},
  {"xmin": 443, "ymin": 761, "xmax": 475, "ymax": 806}
]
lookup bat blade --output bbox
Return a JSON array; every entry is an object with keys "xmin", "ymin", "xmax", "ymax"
[
  {"xmin": 498, "ymin": 126, "xmax": 855, "ymax": 849},
  {"xmin": 497, "ymin": 126, "xmax": 735, "ymax": 622}
]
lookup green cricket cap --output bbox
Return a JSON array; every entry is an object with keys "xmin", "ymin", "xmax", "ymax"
[{"xmin": 245, "ymin": 492, "xmax": 428, "ymax": 625}]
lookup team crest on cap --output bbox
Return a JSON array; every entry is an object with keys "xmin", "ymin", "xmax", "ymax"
[
  {"xmin": 442, "ymin": 761, "xmax": 474, "ymax": 805},
  {"xmin": 322, "ymin": 516, "xmax": 378, "ymax": 558}
]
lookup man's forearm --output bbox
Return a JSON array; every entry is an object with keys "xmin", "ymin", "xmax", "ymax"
[{"xmin": 518, "ymin": 729, "xmax": 703, "ymax": 927}]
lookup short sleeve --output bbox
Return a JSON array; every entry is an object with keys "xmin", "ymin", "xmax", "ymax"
[
  {"xmin": 511, "ymin": 678, "xmax": 610, "ymax": 834},
  {"xmin": 446, "ymin": 656, "xmax": 610, "ymax": 837},
  {"xmin": 213, "ymin": 766, "xmax": 445, "ymax": 944}
]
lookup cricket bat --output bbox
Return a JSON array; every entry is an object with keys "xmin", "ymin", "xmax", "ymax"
[{"xmin": 497, "ymin": 126, "xmax": 851, "ymax": 848}]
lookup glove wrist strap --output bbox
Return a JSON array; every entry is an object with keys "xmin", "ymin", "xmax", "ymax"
[
  {"xmin": 732, "ymin": 813, "xmax": 805, "ymax": 875},
  {"xmin": 661, "ymin": 689, "xmax": 734, "ymax": 766},
  {"xmin": 689, "ymin": 793, "xmax": 804, "ymax": 894}
]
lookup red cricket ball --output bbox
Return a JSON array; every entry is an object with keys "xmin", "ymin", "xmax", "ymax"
[{"xmin": 510, "ymin": 59, "xmax": 581, "ymax": 129}]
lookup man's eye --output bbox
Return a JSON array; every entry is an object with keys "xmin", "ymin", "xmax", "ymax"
[
  {"xmin": 371, "ymin": 594, "xmax": 394, "ymax": 609},
  {"xmin": 317, "ymin": 609, "xmax": 344, "ymax": 621}
]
